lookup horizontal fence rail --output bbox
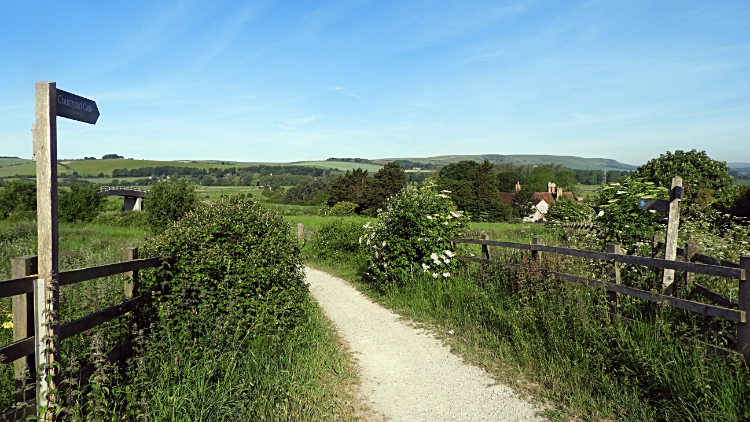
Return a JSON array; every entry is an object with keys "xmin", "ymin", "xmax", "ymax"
[
  {"xmin": 1, "ymin": 248, "xmax": 161, "ymax": 421},
  {"xmin": 451, "ymin": 236, "xmax": 750, "ymax": 361}
]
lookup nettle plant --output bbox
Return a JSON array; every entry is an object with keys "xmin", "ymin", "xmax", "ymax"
[{"xmin": 361, "ymin": 182, "xmax": 469, "ymax": 288}]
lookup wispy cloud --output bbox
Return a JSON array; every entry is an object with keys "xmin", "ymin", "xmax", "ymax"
[
  {"xmin": 278, "ymin": 115, "xmax": 320, "ymax": 130},
  {"xmin": 333, "ymin": 87, "xmax": 361, "ymax": 98}
]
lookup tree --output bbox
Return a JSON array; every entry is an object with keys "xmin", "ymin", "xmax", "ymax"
[
  {"xmin": 631, "ymin": 150, "xmax": 731, "ymax": 204},
  {"xmin": 146, "ymin": 179, "xmax": 198, "ymax": 233},
  {"xmin": 374, "ymin": 162, "xmax": 407, "ymax": 200},
  {"xmin": 0, "ymin": 180, "xmax": 36, "ymax": 219},
  {"xmin": 471, "ymin": 159, "xmax": 501, "ymax": 203},
  {"xmin": 327, "ymin": 169, "xmax": 377, "ymax": 212},
  {"xmin": 101, "ymin": 154, "xmax": 124, "ymax": 160},
  {"xmin": 58, "ymin": 183, "xmax": 104, "ymax": 222}
]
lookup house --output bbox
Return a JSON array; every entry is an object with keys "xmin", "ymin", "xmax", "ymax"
[{"xmin": 503, "ymin": 182, "xmax": 575, "ymax": 222}]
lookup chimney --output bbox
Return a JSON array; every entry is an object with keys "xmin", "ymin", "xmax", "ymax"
[
  {"xmin": 515, "ymin": 181, "xmax": 521, "ymax": 192},
  {"xmin": 558, "ymin": 188, "xmax": 563, "ymax": 199}
]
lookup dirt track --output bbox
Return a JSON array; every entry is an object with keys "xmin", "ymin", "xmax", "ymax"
[{"xmin": 306, "ymin": 267, "xmax": 546, "ymax": 422}]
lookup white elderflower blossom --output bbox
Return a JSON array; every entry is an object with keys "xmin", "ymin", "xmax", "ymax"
[
  {"xmin": 616, "ymin": 191, "xmax": 626, "ymax": 195},
  {"xmin": 443, "ymin": 259, "xmax": 450, "ymax": 264},
  {"xmin": 382, "ymin": 241, "xmax": 386, "ymax": 247},
  {"xmin": 363, "ymin": 222, "xmax": 371, "ymax": 228},
  {"xmin": 438, "ymin": 194, "xmax": 448, "ymax": 198},
  {"xmin": 442, "ymin": 190, "xmax": 452, "ymax": 193},
  {"xmin": 443, "ymin": 221, "xmax": 449, "ymax": 225},
  {"xmin": 450, "ymin": 211, "xmax": 462, "ymax": 217},
  {"xmin": 426, "ymin": 215, "xmax": 433, "ymax": 220},
  {"xmin": 430, "ymin": 252, "xmax": 438, "ymax": 260},
  {"xmin": 422, "ymin": 263, "xmax": 430, "ymax": 272},
  {"xmin": 358, "ymin": 237, "xmax": 362, "ymax": 244},
  {"xmin": 445, "ymin": 250, "xmax": 454, "ymax": 257},
  {"xmin": 432, "ymin": 273, "xmax": 439, "ymax": 278},
  {"xmin": 443, "ymin": 272, "xmax": 450, "ymax": 278}
]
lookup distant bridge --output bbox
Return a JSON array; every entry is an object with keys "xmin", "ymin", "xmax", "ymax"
[{"xmin": 99, "ymin": 187, "xmax": 146, "ymax": 211}]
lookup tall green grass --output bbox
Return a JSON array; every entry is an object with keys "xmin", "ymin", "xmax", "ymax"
[
  {"xmin": 306, "ymin": 239, "xmax": 750, "ymax": 421},
  {"xmin": 0, "ymin": 219, "xmax": 360, "ymax": 421}
]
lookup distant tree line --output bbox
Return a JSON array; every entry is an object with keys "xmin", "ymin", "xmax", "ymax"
[
  {"xmin": 572, "ymin": 169, "xmax": 628, "ymax": 185},
  {"xmin": 326, "ymin": 157, "xmax": 373, "ymax": 164},
  {"xmin": 393, "ymin": 160, "xmax": 438, "ymax": 170}
]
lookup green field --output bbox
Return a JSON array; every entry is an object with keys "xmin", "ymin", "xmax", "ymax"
[
  {"xmin": 0, "ymin": 158, "xmax": 31, "ymax": 166},
  {"xmin": 63, "ymin": 159, "xmax": 243, "ymax": 177},
  {"xmin": 0, "ymin": 161, "xmax": 68, "ymax": 178}
]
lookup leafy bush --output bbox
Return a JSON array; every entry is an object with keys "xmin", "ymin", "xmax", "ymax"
[
  {"xmin": 91, "ymin": 211, "xmax": 149, "ymax": 228},
  {"xmin": 714, "ymin": 185, "xmax": 750, "ymax": 218},
  {"xmin": 58, "ymin": 183, "xmax": 105, "ymax": 223},
  {"xmin": 545, "ymin": 197, "xmax": 593, "ymax": 223},
  {"xmin": 361, "ymin": 182, "xmax": 470, "ymax": 288},
  {"xmin": 592, "ymin": 177, "xmax": 668, "ymax": 251},
  {"xmin": 145, "ymin": 178, "xmax": 198, "ymax": 233},
  {"xmin": 631, "ymin": 149, "xmax": 731, "ymax": 205},
  {"xmin": 140, "ymin": 194, "xmax": 308, "ymax": 335},
  {"xmin": 307, "ymin": 218, "xmax": 367, "ymax": 262},
  {"xmin": 329, "ymin": 201, "xmax": 357, "ymax": 216},
  {"xmin": 0, "ymin": 180, "xmax": 36, "ymax": 219}
]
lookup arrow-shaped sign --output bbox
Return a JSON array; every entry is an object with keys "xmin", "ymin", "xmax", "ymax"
[{"xmin": 56, "ymin": 89, "xmax": 99, "ymax": 124}]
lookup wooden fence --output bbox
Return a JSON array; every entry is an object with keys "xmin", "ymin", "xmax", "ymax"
[
  {"xmin": 0, "ymin": 247, "xmax": 160, "ymax": 421},
  {"xmin": 289, "ymin": 223, "xmax": 317, "ymax": 241},
  {"xmin": 450, "ymin": 235, "xmax": 750, "ymax": 361}
]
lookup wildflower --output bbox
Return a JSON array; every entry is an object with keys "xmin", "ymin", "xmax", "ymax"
[
  {"xmin": 359, "ymin": 237, "xmax": 363, "ymax": 244},
  {"xmin": 430, "ymin": 252, "xmax": 438, "ymax": 260},
  {"xmin": 363, "ymin": 222, "xmax": 371, "ymax": 229},
  {"xmin": 443, "ymin": 272, "xmax": 450, "ymax": 278},
  {"xmin": 422, "ymin": 263, "xmax": 430, "ymax": 272},
  {"xmin": 443, "ymin": 259, "xmax": 450, "ymax": 264},
  {"xmin": 616, "ymin": 191, "xmax": 626, "ymax": 195},
  {"xmin": 448, "ymin": 330, "xmax": 455, "ymax": 334},
  {"xmin": 382, "ymin": 241, "xmax": 386, "ymax": 247},
  {"xmin": 2, "ymin": 321, "xmax": 11, "ymax": 329},
  {"xmin": 442, "ymin": 190, "xmax": 452, "ymax": 193},
  {"xmin": 445, "ymin": 250, "xmax": 454, "ymax": 257},
  {"xmin": 443, "ymin": 221, "xmax": 448, "ymax": 225},
  {"xmin": 426, "ymin": 216, "xmax": 433, "ymax": 220},
  {"xmin": 438, "ymin": 194, "xmax": 448, "ymax": 199},
  {"xmin": 450, "ymin": 211, "xmax": 461, "ymax": 217},
  {"xmin": 432, "ymin": 273, "xmax": 439, "ymax": 278}
]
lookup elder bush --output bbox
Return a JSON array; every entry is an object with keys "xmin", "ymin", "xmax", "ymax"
[{"xmin": 362, "ymin": 182, "xmax": 469, "ymax": 289}]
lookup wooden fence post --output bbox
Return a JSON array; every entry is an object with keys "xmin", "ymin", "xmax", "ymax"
[
  {"xmin": 298, "ymin": 222, "xmax": 304, "ymax": 243},
  {"xmin": 34, "ymin": 81, "xmax": 59, "ymax": 416},
  {"xmin": 739, "ymin": 256, "xmax": 750, "ymax": 363},
  {"xmin": 481, "ymin": 234, "xmax": 490, "ymax": 261},
  {"xmin": 123, "ymin": 248, "xmax": 139, "ymax": 299},
  {"xmin": 11, "ymin": 255, "xmax": 37, "ymax": 403},
  {"xmin": 531, "ymin": 237, "xmax": 541, "ymax": 263},
  {"xmin": 662, "ymin": 176, "xmax": 682, "ymax": 293},
  {"xmin": 607, "ymin": 244, "xmax": 621, "ymax": 314}
]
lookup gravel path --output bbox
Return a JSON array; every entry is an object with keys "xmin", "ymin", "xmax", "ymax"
[{"xmin": 306, "ymin": 267, "xmax": 546, "ymax": 422}]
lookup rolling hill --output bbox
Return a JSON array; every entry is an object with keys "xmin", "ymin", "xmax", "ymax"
[{"xmin": 375, "ymin": 154, "xmax": 637, "ymax": 171}]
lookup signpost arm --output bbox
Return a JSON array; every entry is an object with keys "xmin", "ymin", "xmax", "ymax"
[
  {"xmin": 662, "ymin": 176, "xmax": 682, "ymax": 293},
  {"xmin": 33, "ymin": 81, "xmax": 59, "ymax": 416}
]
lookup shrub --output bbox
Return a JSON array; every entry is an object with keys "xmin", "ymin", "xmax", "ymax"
[
  {"xmin": 0, "ymin": 180, "xmax": 36, "ymax": 219},
  {"xmin": 91, "ymin": 211, "xmax": 149, "ymax": 228},
  {"xmin": 714, "ymin": 185, "xmax": 750, "ymax": 218},
  {"xmin": 362, "ymin": 182, "xmax": 470, "ymax": 288},
  {"xmin": 307, "ymin": 218, "xmax": 367, "ymax": 262},
  {"xmin": 329, "ymin": 201, "xmax": 357, "ymax": 216},
  {"xmin": 592, "ymin": 177, "xmax": 669, "ymax": 252},
  {"xmin": 58, "ymin": 183, "xmax": 105, "ymax": 223},
  {"xmin": 145, "ymin": 179, "xmax": 198, "ymax": 233},
  {"xmin": 545, "ymin": 197, "xmax": 593, "ymax": 223},
  {"xmin": 139, "ymin": 194, "xmax": 308, "ymax": 335}
]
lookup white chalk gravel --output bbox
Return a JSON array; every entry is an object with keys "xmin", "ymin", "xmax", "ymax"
[{"xmin": 306, "ymin": 267, "xmax": 546, "ymax": 422}]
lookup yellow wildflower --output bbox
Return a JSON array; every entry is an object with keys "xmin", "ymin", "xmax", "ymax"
[{"xmin": 2, "ymin": 321, "xmax": 12, "ymax": 330}]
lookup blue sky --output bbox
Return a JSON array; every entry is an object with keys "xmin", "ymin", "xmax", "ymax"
[{"xmin": 1, "ymin": 0, "xmax": 748, "ymax": 165}]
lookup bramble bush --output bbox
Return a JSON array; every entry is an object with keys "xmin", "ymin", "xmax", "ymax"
[
  {"xmin": 361, "ymin": 182, "xmax": 470, "ymax": 289},
  {"xmin": 140, "ymin": 194, "xmax": 308, "ymax": 336}
]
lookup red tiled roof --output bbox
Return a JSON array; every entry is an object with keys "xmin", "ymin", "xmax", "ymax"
[
  {"xmin": 532, "ymin": 192, "xmax": 554, "ymax": 204},
  {"xmin": 501, "ymin": 192, "xmax": 514, "ymax": 204}
]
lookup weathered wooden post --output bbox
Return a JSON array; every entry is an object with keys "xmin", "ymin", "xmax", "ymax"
[
  {"xmin": 481, "ymin": 234, "xmax": 490, "ymax": 261},
  {"xmin": 33, "ymin": 81, "xmax": 99, "ymax": 418},
  {"xmin": 33, "ymin": 82, "xmax": 59, "ymax": 414},
  {"xmin": 637, "ymin": 176, "xmax": 682, "ymax": 293},
  {"xmin": 531, "ymin": 237, "xmax": 541, "ymax": 263},
  {"xmin": 606, "ymin": 244, "xmax": 621, "ymax": 314},
  {"xmin": 739, "ymin": 256, "xmax": 750, "ymax": 363},
  {"xmin": 662, "ymin": 177, "xmax": 682, "ymax": 293},
  {"xmin": 123, "ymin": 248, "xmax": 139, "ymax": 299},
  {"xmin": 298, "ymin": 222, "xmax": 304, "ymax": 243},
  {"xmin": 11, "ymin": 255, "xmax": 38, "ymax": 404}
]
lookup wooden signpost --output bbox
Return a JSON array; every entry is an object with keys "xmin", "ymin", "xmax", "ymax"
[
  {"xmin": 32, "ymin": 81, "xmax": 98, "ymax": 417},
  {"xmin": 637, "ymin": 176, "xmax": 682, "ymax": 293}
]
